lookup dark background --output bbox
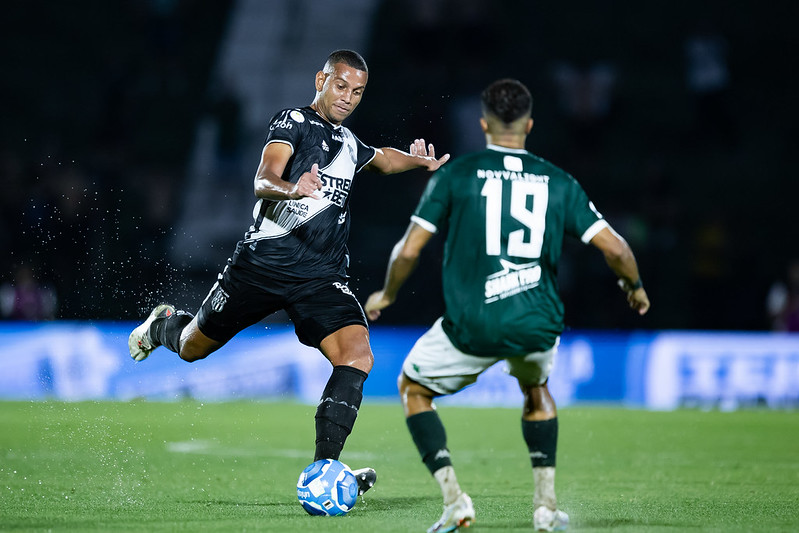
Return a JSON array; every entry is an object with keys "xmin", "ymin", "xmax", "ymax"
[{"xmin": 2, "ymin": 0, "xmax": 797, "ymax": 331}]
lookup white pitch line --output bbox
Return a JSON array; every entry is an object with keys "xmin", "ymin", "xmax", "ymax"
[
  {"xmin": 164, "ymin": 440, "xmax": 522, "ymax": 461},
  {"xmin": 164, "ymin": 441, "xmax": 386, "ymax": 461}
]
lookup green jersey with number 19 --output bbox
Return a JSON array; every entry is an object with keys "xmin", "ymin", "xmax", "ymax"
[{"xmin": 412, "ymin": 144, "xmax": 608, "ymax": 357}]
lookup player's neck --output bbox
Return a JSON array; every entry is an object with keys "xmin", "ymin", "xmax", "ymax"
[
  {"xmin": 309, "ymin": 102, "xmax": 341, "ymax": 127},
  {"xmin": 485, "ymin": 134, "xmax": 526, "ymax": 150}
]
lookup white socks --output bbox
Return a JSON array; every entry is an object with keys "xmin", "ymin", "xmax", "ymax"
[
  {"xmin": 434, "ymin": 466, "xmax": 462, "ymax": 505},
  {"xmin": 433, "ymin": 465, "xmax": 556, "ymax": 509},
  {"xmin": 533, "ymin": 466, "xmax": 557, "ymax": 510}
]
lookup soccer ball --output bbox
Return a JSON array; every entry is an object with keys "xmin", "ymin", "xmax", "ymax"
[{"xmin": 296, "ymin": 459, "xmax": 358, "ymax": 516}]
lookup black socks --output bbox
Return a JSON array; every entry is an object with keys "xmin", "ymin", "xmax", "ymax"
[
  {"xmin": 406, "ymin": 410, "xmax": 453, "ymax": 474},
  {"xmin": 522, "ymin": 417, "xmax": 558, "ymax": 467},
  {"xmin": 151, "ymin": 310, "xmax": 193, "ymax": 353},
  {"xmin": 314, "ymin": 365, "xmax": 367, "ymax": 461}
]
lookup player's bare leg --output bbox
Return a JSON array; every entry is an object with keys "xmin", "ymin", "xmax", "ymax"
[
  {"xmin": 521, "ymin": 381, "xmax": 569, "ymax": 531},
  {"xmin": 315, "ymin": 325, "xmax": 376, "ymax": 494},
  {"xmin": 319, "ymin": 324, "xmax": 373, "ymax": 373},
  {"xmin": 400, "ymin": 374, "xmax": 474, "ymax": 532},
  {"xmin": 399, "ymin": 373, "xmax": 435, "ymax": 416},
  {"xmin": 176, "ymin": 316, "xmax": 224, "ymax": 362}
]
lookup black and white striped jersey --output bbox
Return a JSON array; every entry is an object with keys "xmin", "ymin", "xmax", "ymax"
[{"xmin": 232, "ymin": 106, "xmax": 377, "ymax": 280}]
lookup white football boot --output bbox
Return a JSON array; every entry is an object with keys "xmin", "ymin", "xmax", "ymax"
[
  {"xmin": 427, "ymin": 492, "xmax": 474, "ymax": 533},
  {"xmin": 533, "ymin": 506, "xmax": 569, "ymax": 531},
  {"xmin": 351, "ymin": 467, "xmax": 377, "ymax": 495},
  {"xmin": 128, "ymin": 304, "xmax": 175, "ymax": 361}
]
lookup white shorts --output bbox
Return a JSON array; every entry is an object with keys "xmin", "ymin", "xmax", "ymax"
[{"xmin": 402, "ymin": 317, "xmax": 559, "ymax": 395}]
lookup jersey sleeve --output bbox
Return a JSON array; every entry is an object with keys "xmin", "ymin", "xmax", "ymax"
[
  {"xmin": 411, "ymin": 166, "xmax": 451, "ymax": 233},
  {"xmin": 263, "ymin": 108, "xmax": 307, "ymax": 152},
  {"xmin": 563, "ymin": 176, "xmax": 609, "ymax": 243},
  {"xmin": 352, "ymin": 132, "xmax": 377, "ymax": 172}
]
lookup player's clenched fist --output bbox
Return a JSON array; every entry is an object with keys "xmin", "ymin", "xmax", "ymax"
[{"xmin": 290, "ymin": 163, "xmax": 323, "ymax": 199}]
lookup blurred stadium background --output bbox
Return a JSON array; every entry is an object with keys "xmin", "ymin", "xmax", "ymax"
[{"xmin": 1, "ymin": 0, "xmax": 798, "ymax": 406}]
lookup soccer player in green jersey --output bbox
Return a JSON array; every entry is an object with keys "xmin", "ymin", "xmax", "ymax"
[{"xmin": 365, "ymin": 79, "xmax": 650, "ymax": 532}]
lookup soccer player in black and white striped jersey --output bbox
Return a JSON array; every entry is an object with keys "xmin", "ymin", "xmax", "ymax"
[{"xmin": 128, "ymin": 50, "xmax": 449, "ymax": 496}]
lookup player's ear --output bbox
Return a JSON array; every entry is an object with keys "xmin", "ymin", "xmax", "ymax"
[
  {"xmin": 479, "ymin": 117, "xmax": 489, "ymax": 133},
  {"xmin": 314, "ymin": 71, "xmax": 326, "ymax": 92},
  {"xmin": 526, "ymin": 118, "xmax": 534, "ymax": 134}
]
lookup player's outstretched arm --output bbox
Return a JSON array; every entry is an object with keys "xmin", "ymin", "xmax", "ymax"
[
  {"xmin": 254, "ymin": 142, "xmax": 322, "ymax": 200},
  {"xmin": 365, "ymin": 222, "xmax": 435, "ymax": 321},
  {"xmin": 589, "ymin": 227, "xmax": 651, "ymax": 315},
  {"xmin": 365, "ymin": 138, "xmax": 450, "ymax": 175}
]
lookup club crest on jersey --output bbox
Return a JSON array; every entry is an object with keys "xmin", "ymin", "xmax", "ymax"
[
  {"xmin": 211, "ymin": 287, "xmax": 230, "ymax": 312},
  {"xmin": 484, "ymin": 259, "xmax": 541, "ymax": 303},
  {"xmin": 321, "ymin": 140, "xmax": 329, "ymax": 152}
]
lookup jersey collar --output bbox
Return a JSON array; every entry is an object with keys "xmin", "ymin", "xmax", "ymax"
[
  {"xmin": 308, "ymin": 106, "xmax": 342, "ymax": 130},
  {"xmin": 487, "ymin": 143, "xmax": 527, "ymax": 154}
]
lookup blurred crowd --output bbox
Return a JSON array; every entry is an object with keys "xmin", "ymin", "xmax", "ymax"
[
  {"xmin": 1, "ymin": 0, "xmax": 231, "ymax": 320},
  {"xmin": 348, "ymin": 0, "xmax": 798, "ymax": 331},
  {"xmin": 1, "ymin": 0, "xmax": 797, "ymax": 331}
]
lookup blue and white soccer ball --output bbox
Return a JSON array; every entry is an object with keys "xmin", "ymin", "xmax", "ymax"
[{"xmin": 297, "ymin": 459, "xmax": 358, "ymax": 516}]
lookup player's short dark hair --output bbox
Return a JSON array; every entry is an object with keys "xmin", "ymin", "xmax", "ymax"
[
  {"xmin": 325, "ymin": 49, "xmax": 368, "ymax": 74},
  {"xmin": 481, "ymin": 79, "xmax": 532, "ymax": 124}
]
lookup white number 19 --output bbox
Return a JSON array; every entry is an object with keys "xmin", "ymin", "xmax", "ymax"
[{"xmin": 481, "ymin": 179, "xmax": 548, "ymax": 259}]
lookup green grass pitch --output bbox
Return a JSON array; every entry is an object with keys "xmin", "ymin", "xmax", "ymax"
[{"xmin": 1, "ymin": 401, "xmax": 797, "ymax": 532}]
